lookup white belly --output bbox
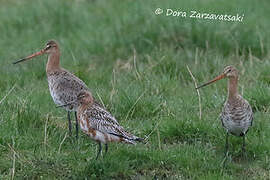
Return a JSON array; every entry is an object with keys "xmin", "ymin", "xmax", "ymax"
[{"xmin": 223, "ymin": 119, "xmax": 247, "ymax": 136}]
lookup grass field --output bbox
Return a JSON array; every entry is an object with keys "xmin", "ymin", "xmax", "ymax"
[{"xmin": 0, "ymin": 0, "xmax": 270, "ymax": 179}]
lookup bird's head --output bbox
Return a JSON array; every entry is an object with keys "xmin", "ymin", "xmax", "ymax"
[
  {"xmin": 196, "ymin": 65, "xmax": 238, "ymax": 89},
  {"xmin": 43, "ymin": 40, "xmax": 59, "ymax": 54},
  {"xmin": 13, "ymin": 40, "xmax": 59, "ymax": 64},
  {"xmin": 223, "ymin": 66, "xmax": 238, "ymax": 78}
]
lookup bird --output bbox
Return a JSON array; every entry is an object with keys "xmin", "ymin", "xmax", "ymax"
[
  {"xmin": 196, "ymin": 66, "xmax": 253, "ymax": 155},
  {"xmin": 61, "ymin": 90, "xmax": 143, "ymax": 159},
  {"xmin": 13, "ymin": 40, "xmax": 89, "ymax": 139}
]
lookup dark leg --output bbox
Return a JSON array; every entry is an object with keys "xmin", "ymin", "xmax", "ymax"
[
  {"xmin": 75, "ymin": 111, "xmax": 79, "ymax": 139},
  {"xmin": 242, "ymin": 135, "xmax": 246, "ymax": 153},
  {"xmin": 225, "ymin": 132, "xmax": 229, "ymax": 156},
  {"xmin": 96, "ymin": 142, "xmax": 102, "ymax": 160},
  {"xmin": 68, "ymin": 111, "xmax": 72, "ymax": 136},
  {"xmin": 222, "ymin": 132, "xmax": 229, "ymax": 168},
  {"xmin": 104, "ymin": 144, "xmax": 108, "ymax": 157}
]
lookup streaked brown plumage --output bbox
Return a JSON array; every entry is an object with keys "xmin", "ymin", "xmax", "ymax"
[
  {"xmin": 13, "ymin": 40, "xmax": 89, "ymax": 138},
  {"xmin": 75, "ymin": 91, "xmax": 143, "ymax": 159},
  {"xmin": 196, "ymin": 66, "xmax": 253, "ymax": 154}
]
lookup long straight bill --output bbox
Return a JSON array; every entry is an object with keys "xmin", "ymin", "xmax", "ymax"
[
  {"xmin": 196, "ymin": 74, "xmax": 225, "ymax": 89},
  {"xmin": 13, "ymin": 49, "xmax": 45, "ymax": 64}
]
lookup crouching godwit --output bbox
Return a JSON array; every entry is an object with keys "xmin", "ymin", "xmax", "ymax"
[
  {"xmin": 13, "ymin": 40, "xmax": 89, "ymax": 138},
  {"xmin": 61, "ymin": 91, "xmax": 143, "ymax": 159},
  {"xmin": 196, "ymin": 66, "xmax": 253, "ymax": 155}
]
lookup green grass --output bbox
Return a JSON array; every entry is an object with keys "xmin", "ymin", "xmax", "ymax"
[{"xmin": 0, "ymin": 0, "xmax": 270, "ymax": 179}]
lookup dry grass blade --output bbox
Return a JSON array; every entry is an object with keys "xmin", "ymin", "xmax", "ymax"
[
  {"xmin": 11, "ymin": 137, "xmax": 16, "ymax": 180},
  {"xmin": 157, "ymin": 128, "xmax": 161, "ymax": 150},
  {"xmin": 133, "ymin": 48, "xmax": 141, "ymax": 80},
  {"xmin": 58, "ymin": 133, "xmax": 68, "ymax": 154},
  {"xmin": 186, "ymin": 65, "xmax": 202, "ymax": 120},
  {"xmin": 110, "ymin": 69, "xmax": 117, "ymax": 104},
  {"xmin": 144, "ymin": 119, "xmax": 161, "ymax": 142},
  {"xmin": 124, "ymin": 90, "xmax": 146, "ymax": 121},
  {"xmin": 96, "ymin": 91, "xmax": 106, "ymax": 108},
  {"xmin": 0, "ymin": 84, "xmax": 16, "ymax": 105},
  {"xmin": 44, "ymin": 114, "xmax": 49, "ymax": 146}
]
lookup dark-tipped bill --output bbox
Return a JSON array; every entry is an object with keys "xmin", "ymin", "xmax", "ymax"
[
  {"xmin": 13, "ymin": 49, "xmax": 45, "ymax": 64},
  {"xmin": 196, "ymin": 74, "xmax": 225, "ymax": 89}
]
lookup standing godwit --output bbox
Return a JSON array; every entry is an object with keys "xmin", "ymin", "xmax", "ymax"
[
  {"xmin": 196, "ymin": 66, "xmax": 253, "ymax": 154},
  {"xmin": 13, "ymin": 40, "xmax": 89, "ymax": 138},
  {"xmin": 61, "ymin": 90, "xmax": 143, "ymax": 159}
]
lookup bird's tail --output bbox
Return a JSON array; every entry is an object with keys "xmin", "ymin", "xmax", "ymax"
[
  {"xmin": 112, "ymin": 133, "xmax": 143, "ymax": 145},
  {"xmin": 109, "ymin": 129, "xmax": 144, "ymax": 145},
  {"xmin": 134, "ymin": 137, "xmax": 144, "ymax": 142},
  {"xmin": 125, "ymin": 136, "xmax": 144, "ymax": 145}
]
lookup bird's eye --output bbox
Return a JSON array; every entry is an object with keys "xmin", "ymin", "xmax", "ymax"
[{"xmin": 45, "ymin": 45, "xmax": 51, "ymax": 50}]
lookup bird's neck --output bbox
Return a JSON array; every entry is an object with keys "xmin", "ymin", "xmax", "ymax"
[
  {"xmin": 227, "ymin": 77, "xmax": 238, "ymax": 101},
  {"xmin": 46, "ymin": 50, "xmax": 61, "ymax": 73}
]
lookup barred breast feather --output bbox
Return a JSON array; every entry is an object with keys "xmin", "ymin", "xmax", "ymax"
[
  {"xmin": 220, "ymin": 95, "xmax": 253, "ymax": 136},
  {"xmin": 47, "ymin": 69, "xmax": 89, "ymax": 111}
]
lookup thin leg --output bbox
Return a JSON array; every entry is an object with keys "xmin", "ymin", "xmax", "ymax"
[
  {"xmin": 222, "ymin": 132, "xmax": 229, "ymax": 168},
  {"xmin": 75, "ymin": 111, "xmax": 79, "ymax": 139},
  {"xmin": 96, "ymin": 142, "xmax": 102, "ymax": 160},
  {"xmin": 104, "ymin": 144, "xmax": 108, "ymax": 157},
  {"xmin": 68, "ymin": 111, "xmax": 72, "ymax": 136},
  {"xmin": 222, "ymin": 132, "xmax": 229, "ymax": 169},
  {"xmin": 225, "ymin": 132, "xmax": 229, "ymax": 156},
  {"xmin": 242, "ymin": 135, "xmax": 246, "ymax": 153}
]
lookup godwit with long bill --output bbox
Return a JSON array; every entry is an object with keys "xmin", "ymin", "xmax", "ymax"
[
  {"xmin": 60, "ymin": 90, "xmax": 143, "ymax": 159},
  {"xmin": 13, "ymin": 40, "xmax": 89, "ymax": 138},
  {"xmin": 196, "ymin": 66, "xmax": 253, "ymax": 154}
]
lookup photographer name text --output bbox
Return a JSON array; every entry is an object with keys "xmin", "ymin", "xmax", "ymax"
[{"xmin": 155, "ymin": 8, "xmax": 244, "ymax": 22}]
